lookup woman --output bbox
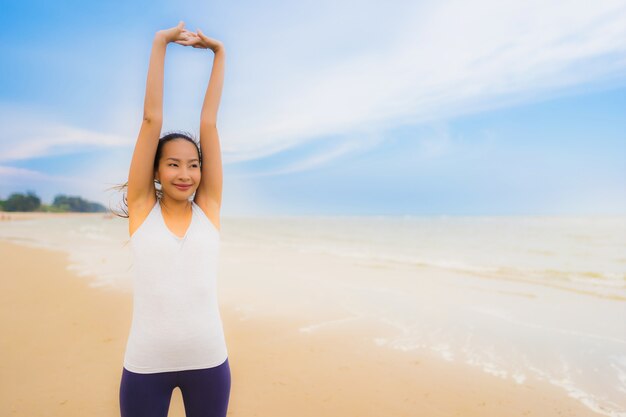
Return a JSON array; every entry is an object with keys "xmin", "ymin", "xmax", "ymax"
[{"xmin": 118, "ymin": 21, "xmax": 230, "ymax": 417}]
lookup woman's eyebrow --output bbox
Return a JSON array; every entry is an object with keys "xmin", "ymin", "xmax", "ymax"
[{"xmin": 166, "ymin": 157, "xmax": 200, "ymax": 162}]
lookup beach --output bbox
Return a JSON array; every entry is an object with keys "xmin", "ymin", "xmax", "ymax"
[{"xmin": 0, "ymin": 211, "xmax": 624, "ymax": 416}]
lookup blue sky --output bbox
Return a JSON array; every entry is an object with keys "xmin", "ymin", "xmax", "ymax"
[{"xmin": 1, "ymin": 0, "xmax": 625, "ymax": 216}]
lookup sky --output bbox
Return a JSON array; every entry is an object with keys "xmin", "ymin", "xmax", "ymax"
[{"xmin": 0, "ymin": 0, "xmax": 625, "ymax": 216}]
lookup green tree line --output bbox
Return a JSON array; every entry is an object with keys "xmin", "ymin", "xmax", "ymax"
[{"xmin": 0, "ymin": 191, "xmax": 107, "ymax": 213}]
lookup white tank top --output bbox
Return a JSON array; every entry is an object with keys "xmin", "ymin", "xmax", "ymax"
[{"xmin": 123, "ymin": 198, "xmax": 228, "ymax": 373}]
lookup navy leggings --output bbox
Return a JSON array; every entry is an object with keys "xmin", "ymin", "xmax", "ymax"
[{"xmin": 119, "ymin": 358, "xmax": 231, "ymax": 417}]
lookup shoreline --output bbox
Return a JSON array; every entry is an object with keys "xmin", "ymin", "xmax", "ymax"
[
  {"xmin": 0, "ymin": 239, "xmax": 603, "ymax": 416},
  {"xmin": 0, "ymin": 210, "xmax": 107, "ymax": 221}
]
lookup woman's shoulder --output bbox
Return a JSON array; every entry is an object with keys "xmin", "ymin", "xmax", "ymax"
[{"xmin": 192, "ymin": 199, "xmax": 221, "ymax": 233}]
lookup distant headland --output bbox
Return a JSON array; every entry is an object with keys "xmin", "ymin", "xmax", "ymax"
[{"xmin": 0, "ymin": 191, "xmax": 107, "ymax": 213}]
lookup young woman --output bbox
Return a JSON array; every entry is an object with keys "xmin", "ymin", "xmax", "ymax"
[{"xmin": 117, "ymin": 21, "xmax": 230, "ymax": 417}]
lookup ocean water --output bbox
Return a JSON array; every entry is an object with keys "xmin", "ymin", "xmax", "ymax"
[{"xmin": 1, "ymin": 213, "xmax": 624, "ymax": 416}]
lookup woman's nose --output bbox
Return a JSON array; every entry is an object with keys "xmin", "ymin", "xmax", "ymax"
[{"xmin": 178, "ymin": 170, "xmax": 191, "ymax": 180}]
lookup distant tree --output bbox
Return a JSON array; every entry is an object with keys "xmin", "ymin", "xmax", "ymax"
[
  {"xmin": 3, "ymin": 191, "xmax": 41, "ymax": 212},
  {"xmin": 52, "ymin": 194, "xmax": 107, "ymax": 212},
  {"xmin": 0, "ymin": 192, "xmax": 106, "ymax": 212}
]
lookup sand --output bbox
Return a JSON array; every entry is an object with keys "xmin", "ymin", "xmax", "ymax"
[{"xmin": 0, "ymin": 239, "xmax": 598, "ymax": 416}]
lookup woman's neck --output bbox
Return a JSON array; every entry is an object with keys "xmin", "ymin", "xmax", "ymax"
[{"xmin": 160, "ymin": 196, "xmax": 192, "ymax": 216}]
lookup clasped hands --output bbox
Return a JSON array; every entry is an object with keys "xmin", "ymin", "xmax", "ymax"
[{"xmin": 157, "ymin": 21, "xmax": 224, "ymax": 53}]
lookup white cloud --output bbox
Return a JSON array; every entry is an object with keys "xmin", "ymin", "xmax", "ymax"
[
  {"xmin": 212, "ymin": 0, "xmax": 626, "ymax": 162},
  {"xmin": 0, "ymin": 165, "xmax": 79, "ymax": 183},
  {"xmin": 0, "ymin": 104, "xmax": 128, "ymax": 163},
  {"xmin": 238, "ymin": 129, "xmax": 386, "ymax": 177}
]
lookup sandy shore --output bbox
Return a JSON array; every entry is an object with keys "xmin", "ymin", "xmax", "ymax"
[{"xmin": 0, "ymin": 239, "xmax": 599, "ymax": 416}]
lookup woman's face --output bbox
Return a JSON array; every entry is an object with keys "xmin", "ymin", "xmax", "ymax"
[{"xmin": 155, "ymin": 139, "xmax": 201, "ymax": 200}]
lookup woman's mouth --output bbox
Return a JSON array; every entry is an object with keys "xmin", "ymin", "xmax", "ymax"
[{"xmin": 174, "ymin": 184, "xmax": 192, "ymax": 191}]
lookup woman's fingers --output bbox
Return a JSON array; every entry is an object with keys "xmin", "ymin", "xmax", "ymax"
[
  {"xmin": 157, "ymin": 21, "xmax": 189, "ymax": 43},
  {"xmin": 196, "ymin": 28, "xmax": 209, "ymax": 40},
  {"xmin": 175, "ymin": 35, "xmax": 201, "ymax": 47},
  {"xmin": 170, "ymin": 27, "xmax": 212, "ymax": 49},
  {"xmin": 194, "ymin": 29, "xmax": 223, "ymax": 51},
  {"xmin": 177, "ymin": 35, "xmax": 197, "ymax": 44},
  {"xmin": 175, "ymin": 29, "xmax": 197, "ymax": 44}
]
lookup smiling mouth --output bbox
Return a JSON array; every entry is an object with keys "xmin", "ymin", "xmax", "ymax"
[{"xmin": 174, "ymin": 184, "xmax": 192, "ymax": 190}]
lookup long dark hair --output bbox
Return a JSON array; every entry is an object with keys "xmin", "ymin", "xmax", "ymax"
[{"xmin": 107, "ymin": 130, "xmax": 201, "ymax": 219}]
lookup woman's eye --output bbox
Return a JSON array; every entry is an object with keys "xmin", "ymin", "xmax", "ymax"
[{"xmin": 168, "ymin": 163, "xmax": 198, "ymax": 167}]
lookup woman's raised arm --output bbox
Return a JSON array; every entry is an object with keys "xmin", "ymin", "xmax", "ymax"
[
  {"xmin": 127, "ymin": 22, "xmax": 191, "ymax": 207},
  {"xmin": 179, "ymin": 29, "xmax": 225, "ymax": 211}
]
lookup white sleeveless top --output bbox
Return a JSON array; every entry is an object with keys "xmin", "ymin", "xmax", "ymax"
[{"xmin": 123, "ymin": 198, "xmax": 228, "ymax": 374}]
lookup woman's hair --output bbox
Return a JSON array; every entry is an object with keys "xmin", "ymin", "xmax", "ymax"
[{"xmin": 107, "ymin": 130, "xmax": 202, "ymax": 218}]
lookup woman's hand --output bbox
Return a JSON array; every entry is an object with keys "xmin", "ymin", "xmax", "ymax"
[
  {"xmin": 156, "ymin": 21, "xmax": 193, "ymax": 45},
  {"xmin": 177, "ymin": 28, "xmax": 224, "ymax": 52}
]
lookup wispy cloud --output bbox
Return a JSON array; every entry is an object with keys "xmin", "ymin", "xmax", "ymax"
[
  {"xmin": 239, "ymin": 129, "xmax": 386, "ymax": 177},
  {"xmin": 0, "ymin": 165, "xmax": 89, "ymax": 186},
  {"xmin": 216, "ymin": 0, "xmax": 626, "ymax": 161},
  {"xmin": 0, "ymin": 104, "xmax": 128, "ymax": 163}
]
